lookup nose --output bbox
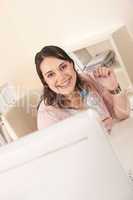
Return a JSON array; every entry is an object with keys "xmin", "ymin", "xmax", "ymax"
[{"xmin": 56, "ymin": 71, "xmax": 66, "ymax": 83}]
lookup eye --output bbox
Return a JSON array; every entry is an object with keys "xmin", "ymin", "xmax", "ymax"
[
  {"xmin": 47, "ymin": 72, "xmax": 55, "ymax": 78},
  {"xmin": 60, "ymin": 64, "xmax": 67, "ymax": 71}
]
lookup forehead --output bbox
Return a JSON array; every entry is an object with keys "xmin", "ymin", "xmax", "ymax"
[{"xmin": 40, "ymin": 57, "xmax": 65, "ymax": 73}]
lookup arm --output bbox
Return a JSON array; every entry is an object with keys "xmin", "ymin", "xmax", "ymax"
[
  {"xmin": 110, "ymin": 90, "xmax": 130, "ymax": 120},
  {"xmin": 93, "ymin": 66, "xmax": 130, "ymax": 120}
]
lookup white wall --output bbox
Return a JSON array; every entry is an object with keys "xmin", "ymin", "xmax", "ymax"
[{"xmin": 0, "ymin": 0, "xmax": 133, "ymax": 89}]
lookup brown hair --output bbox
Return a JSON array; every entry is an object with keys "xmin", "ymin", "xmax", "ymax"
[{"xmin": 35, "ymin": 46, "xmax": 95, "ymax": 109}]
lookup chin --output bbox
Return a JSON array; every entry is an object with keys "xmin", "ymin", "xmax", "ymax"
[{"xmin": 60, "ymin": 87, "xmax": 75, "ymax": 96}]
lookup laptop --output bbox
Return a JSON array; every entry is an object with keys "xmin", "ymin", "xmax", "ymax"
[{"xmin": 0, "ymin": 109, "xmax": 132, "ymax": 200}]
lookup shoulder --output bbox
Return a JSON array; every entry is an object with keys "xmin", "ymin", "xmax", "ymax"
[
  {"xmin": 37, "ymin": 101, "xmax": 59, "ymax": 130},
  {"xmin": 38, "ymin": 100, "xmax": 61, "ymax": 113},
  {"xmin": 37, "ymin": 101, "xmax": 71, "ymax": 130},
  {"xmin": 38, "ymin": 100, "xmax": 60, "ymax": 120}
]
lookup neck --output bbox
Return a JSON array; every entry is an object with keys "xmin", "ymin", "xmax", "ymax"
[
  {"xmin": 65, "ymin": 88, "xmax": 80, "ymax": 100},
  {"xmin": 64, "ymin": 89, "xmax": 85, "ymax": 109}
]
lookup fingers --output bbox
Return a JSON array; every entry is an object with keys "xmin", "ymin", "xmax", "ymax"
[{"xmin": 93, "ymin": 66, "xmax": 112, "ymax": 78}]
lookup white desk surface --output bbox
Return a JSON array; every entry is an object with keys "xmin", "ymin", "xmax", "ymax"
[{"xmin": 109, "ymin": 115, "xmax": 133, "ymax": 179}]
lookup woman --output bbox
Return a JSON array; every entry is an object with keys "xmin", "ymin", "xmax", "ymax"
[{"xmin": 35, "ymin": 46, "xmax": 130, "ymax": 132}]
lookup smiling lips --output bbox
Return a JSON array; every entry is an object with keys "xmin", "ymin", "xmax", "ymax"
[{"xmin": 57, "ymin": 77, "xmax": 72, "ymax": 88}]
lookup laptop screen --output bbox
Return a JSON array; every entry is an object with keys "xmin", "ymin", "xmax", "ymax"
[{"xmin": 0, "ymin": 110, "xmax": 132, "ymax": 199}]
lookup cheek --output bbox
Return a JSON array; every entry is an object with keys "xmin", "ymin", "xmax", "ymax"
[
  {"xmin": 46, "ymin": 79, "xmax": 54, "ymax": 87},
  {"xmin": 71, "ymin": 70, "xmax": 77, "ymax": 83},
  {"xmin": 45, "ymin": 78, "xmax": 57, "ymax": 91},
  {"xmin": 42, "ymin": 75, "xmax": 54, "ymax": 88},
  {"xmin": 66, "ymin": 66, "xmax": 76, "ymax": 77}
]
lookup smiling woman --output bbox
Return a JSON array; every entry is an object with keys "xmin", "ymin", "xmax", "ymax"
[
  {"xmin": 35, "ymin": 46, "xmax": 130, "ymax": 132},
  {"xmin": 40, "ymin": 58, "xmax": 77, "ymax": 96}
]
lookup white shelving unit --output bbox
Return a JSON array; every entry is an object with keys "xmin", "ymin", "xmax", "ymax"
[{"xmin": 68, "ymin": 25, "xmax": 133, "ymax": 90}]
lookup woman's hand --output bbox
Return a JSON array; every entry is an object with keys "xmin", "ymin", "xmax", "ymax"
[{"xmin": 93, "ymin": 66, "xmax": 119, "ymax": 91}]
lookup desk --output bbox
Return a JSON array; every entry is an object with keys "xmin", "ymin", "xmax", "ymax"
[{"xmin": 109, "ymin": 116, "xmax": 133, "ymax": 180}]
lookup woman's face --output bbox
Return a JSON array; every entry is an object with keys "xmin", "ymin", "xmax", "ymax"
[{"xmin": 40, "ymin": 57, "xmax": 77, "ymax": 96}]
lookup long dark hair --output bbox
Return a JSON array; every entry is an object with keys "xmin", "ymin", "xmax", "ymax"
[{"xmin": 35, "ymin": 45, "xmax": 87, "ymax": 109}]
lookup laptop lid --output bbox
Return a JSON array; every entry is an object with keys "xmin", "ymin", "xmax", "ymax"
[{"xmin": 0, "ymin": 110, "xmax": 132, "ymax": 199}]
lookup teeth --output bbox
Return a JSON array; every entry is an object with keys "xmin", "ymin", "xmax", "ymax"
[
  {"xmin": 60, "ymin": 79, "xmax": 70, "ymax": 87},
  {"xmin": 62, "ymin": 80, "xmax": 69, "ymax": 86}
]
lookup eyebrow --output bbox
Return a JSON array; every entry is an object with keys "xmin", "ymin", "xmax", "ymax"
[
  {"xmin": 44, "ymin": 70, "xmax": 53, "ymax": 76},
  {"xmin": 44, "ymin": 61, "xmax": 65, "ymax": 75}
]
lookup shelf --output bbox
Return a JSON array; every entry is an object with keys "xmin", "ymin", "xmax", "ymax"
[{"xmin": 71, "ymin": 25, "xmax": 133, "ymax": 90}]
